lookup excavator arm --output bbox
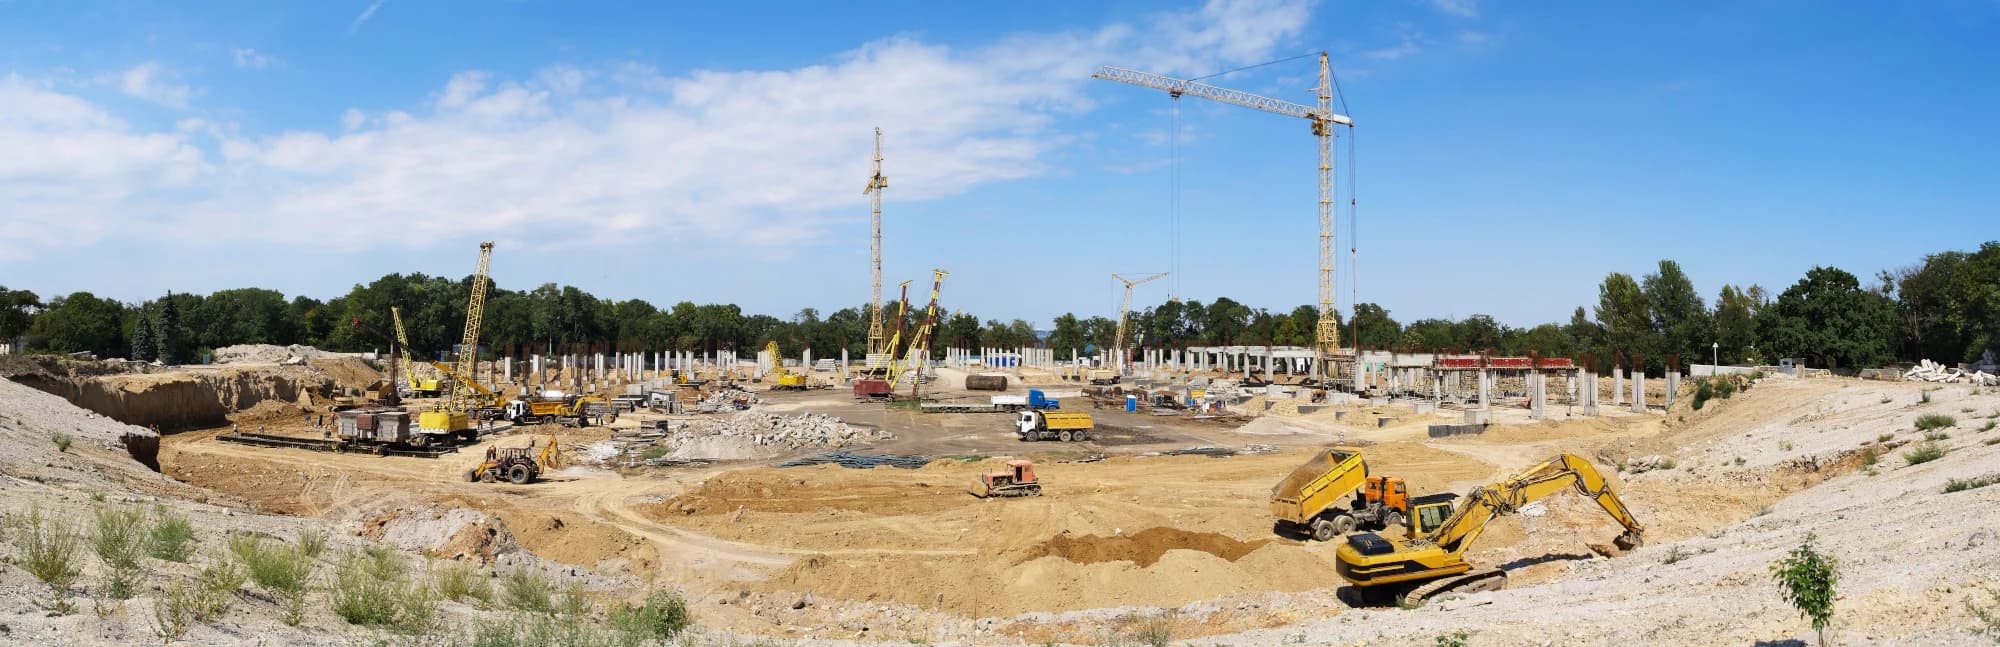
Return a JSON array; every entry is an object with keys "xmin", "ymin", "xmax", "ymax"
[{"xmin": 1427, "ymin": 452, "xmax": 1643, "ymax": 556}]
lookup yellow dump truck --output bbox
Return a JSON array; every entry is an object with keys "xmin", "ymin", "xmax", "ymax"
[
  {"xmin": 1270, "ymin": 447, "xmax": 1423, "ymax": 541},
  {"xmin": 1016, "ymin": 410, "xmax": 1094, "ymax": 442},
  {"xmin": 505, "ymin": 395, "xmax": 612, "ymax": 427}
]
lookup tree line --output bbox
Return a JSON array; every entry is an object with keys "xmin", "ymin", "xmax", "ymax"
[{"xmin": 1, "ymin": 241, "xmax": 1993, "ymax": 371}]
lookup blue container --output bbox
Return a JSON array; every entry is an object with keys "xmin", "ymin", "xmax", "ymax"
[{"xmin": 1125, "ymin": 395, "xmax": 1138, "ymax": 412}]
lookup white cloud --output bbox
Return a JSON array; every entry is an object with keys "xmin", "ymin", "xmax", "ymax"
[
  {"xmin": 0, "ymin": 0, "xmax": 1315, "ymax": 263},
  {"xmin": 100, "ymin": 62, "xmax": 194, "ymax": 108},
  {"xmin": 1429, "ymin": 0, "xmax": 1478, "ymax": 18},
  {"xmin": 1364, "ymin": 26, "xmax": 1424, "ymax": 60},
  {"xmin": 349, "ymin": 0, "xmax": 387, "ymax": 34},
  {"xmin": 232, "ymin": 48, "xmax": 278, "ymax": 69}
]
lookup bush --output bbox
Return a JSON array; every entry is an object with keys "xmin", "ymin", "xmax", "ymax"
[
  {"xmin": 503, "ymin": 568, "xmax": 554, "ymax": 613},
  {"xmin": 1924, "ymin": 431, "xmax": 1951, "ymax": 441},
  {"xmin": 17, "ymin": 506, "xmax": 83, "ymax": 613},
  {"xmin": 1971, "ymin": 586, "xmax": 2000, "ymax": 642},
  {"xmin": 1435, "ymin": 630, "xmax": 1471, "ymax": 647},
  {"xmin": 1982, "ymin": 421, "xmax": 1996, "ymax": 432},
  {"xmin": 1943, "ymin": 475, "xmax": 2000, "ymax": 493},
  {"xmin": 557, "ymin": 580, "xmax": 593, "ymax": 617},
  {"xmin": 91, "ymin": 505, "xmax": 149, "ymax": 600},
  {"xmin": 1655, "ymin": 458, "xmax": 1677, "ymax": 470},
  {"xmin": 433, "ymin": 560, "xmax": 491, "ymax": 603},
  {"xmin": 152, "ymin": 580, "xmax": 198, "ymax": 642},
  {"xmin": 1915, "ymin": 414, "xmax": 1956, "ymax": 431},
  {"xmin": 232, "ymin": 533, "xmax": 315, "ymax": 625},
  {"xmin": 1779, "ymin": 440, "xmax": 1793, "ymax": 451},
  {"xmin": 1660, "ymin": 545, "xmax": 1690, "ymax": 565},
  {"xmin": 54, "ymin": 433, "xmax": 73, "ymax": 452},
  {"xmin": 298, "ymin": 527, "xmax": 329, "ymax": 559},
  {"xmin": 194, "ymin": 552, "xmax": 245, "ymax": 620},
  {"xmin": 610, "ymin": 590, "xmax": 694, "ymax": 641},
  {"xmin": 1859, "ymin": 448, "xmax": 1879, "ymax": 467},
  {"xmin": 1770, "ymin": 532, "xmax": 1839, "ymax": 647},
  {"xmin": 330, "ymin": 548, "xmax": 438, "ymax": 634},
  {"xmin": 1876, "ymin": 433, "xmax": 1895, "ymax": 443},
  {"xmin": 148, "ymin": 506, "xmax": 197, "ymax": 562},
  {"xmin": 1714, "ymin": 378, "xmax": 1738, "ymax": 399},
  {"xmin": 1693, "ymin": 381, "xmax": 1713, "ymax": 410},
  {"xmin": 1903, "ymin": 441, "xmax": 1948, "ymax": 465}
]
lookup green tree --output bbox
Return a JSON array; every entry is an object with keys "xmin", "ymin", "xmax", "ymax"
[
  {"xmin": 1642, "ymin": 260, "xmax": 1711, "ymax": 370},
  {"xmin": 155, "ymin": 293, "xmax": 184, "ymax": 363},
  {"xmin": 0, "ymin": 286, "xmax": 41, "ymax": 343},
  {"xmin": 1758, "ymin": 267, "xmax": 1896, "ymax": 370},
  {"xmin": 1595, "ymin": 272, "xmax": 1651, "ymax": 367},
  {"xmin": 130, "ymin": 305, "xmax": 157, "ymax": 362},
  {"xmin": 1770, "ymin": 532, "xmax": 1839, "ymax": 647},
  {"xmin": 1713, "ymin": 284, "xmax": 1758, "ymax": 365},
  {"xmin": 1351, "ymin": 303, "xmax": 1401, "ymax": 349},
  {"xmin": 29, "ymin": 292, "xmax": 127, "ymax": 357},
  {"xmin": 1048, "ymin": 313, "xmax": 1086, "ymax": 359}
]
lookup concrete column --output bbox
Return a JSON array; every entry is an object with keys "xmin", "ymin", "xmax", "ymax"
[
  {"xmin": 1530, "ymin": 372, "xmax": 1547, "ymax": 420},
  {"xmin": 1613, "ymin": 367, "xmax": 1625, "ymax": 405},
  {"xmin": 1478, "ymin": 369, "xmax": 1491, "ymax": 408},
  {"xmin": 1665, "ymin": 370, "xmax": 1680, "ymax": 409},
  {"xmin": 1632, "ymin": 370, "xmax": 1646, "ymax": 413}
]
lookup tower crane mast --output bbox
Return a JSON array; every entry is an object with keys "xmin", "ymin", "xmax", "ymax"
[
  {"xmin": 1093, "ymin": 52, "xmax": 1354, "ymax": 383},
  {"xmin": 1112, "ymin": 272, "xmax": 1167, "ymax": 375},
  {"xmin": 863, "ymin": 128, "xmax": 889, "ymax": 366}
]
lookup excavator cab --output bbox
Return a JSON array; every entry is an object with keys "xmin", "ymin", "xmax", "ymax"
[{"xmin": 1406, "ymin": 493, "xmax": 1459, "ymax": 537}]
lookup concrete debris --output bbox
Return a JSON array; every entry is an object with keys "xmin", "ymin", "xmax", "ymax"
[
  {"xmin": 697, "ymin": 386, "xmax": 760, "ymax": 413},
  {"xmin": 1903, "ymin": 359, "xmax": 1999, "ymax": 385},
  {"xmin": 662, "ymin": 412, "xmax": 891, "ymax": 460},
  {"xmin": 214, "ymin": 343, "xmax": 333, "ymax": 365}
]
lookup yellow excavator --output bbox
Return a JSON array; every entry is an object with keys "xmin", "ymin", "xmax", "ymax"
[
  {"xmin": 1334, "ymin": 452, "xmax": 1644, "ymax": 607},
  {"xmin": 763, "ymin": 340, "xmax": 808, "ymax": 390}
]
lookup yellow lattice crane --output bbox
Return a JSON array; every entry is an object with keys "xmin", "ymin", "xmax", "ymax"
[
  {"xmin": 416, "ymin": 241, "xmax": 494, "ymax": 445},
  {"xmin": 763, "ymin": 340, "xmax": 808, "ymax": 390},
  {"xmin": 390, "ymin": 307, "xmax": 442, "ymax": 397},
  {"xmin": 863, "ymin": 127, "xmax": 889, "ymax": 365},
  {"xmin": 888, "ymin": 269, "xmax": 947, "ymax": 398},
  {"xmin": 1094, "ymin": 53, "xmax": 1354, "ymax": 383}
]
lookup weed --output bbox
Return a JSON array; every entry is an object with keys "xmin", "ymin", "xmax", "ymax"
[
  {"xmin": 557, "ymin": 579, "xmax": 593, "ymax": 617},
  {"xmin": 1660, "ymin": 545, "xmax": 1689, "ymax": 565},
  {"xmin": 1969, "ymin": 586, "xmax": 2000, "ymax": 642},
  {"xmin": 1770, "ymin": 532, "xmax": 1839, "ymax": 647},
  {"xmin": 1988, "ymin": 437, "xmax": 2000, "ymax": 446},
  {"xmin": 91, "ymin": 504, "xmax": 149, "ymax": 600},
  {"xmin": 1655, "ymin": 458, "xmax": 1677, "ymax": 470},
  {"xmin": 17, "ymin": 505, "xmax": 83, "ymax": 613},
  {"xmin": 1733, "ymin": 456, "xmax": 1746, "ymax": 466},
  {"xmin": 193, "ymin": 552, "xmax": 244, "ymax": 619},
  {"xmin": 1916, "ymin": 414, "xmax": 1957, "ymax": 431},
  {"xmin": 298, "ymin": 527, "xmax": 329, "ymax": 559},
  {"xmin": 1903, "ymin": 441, "xmax": 1948, "ymax": 465},
  {"xmin": 1435, "ymin": 630, "xmax": 1470, "ymax": 647},
  {"xmin": 610, "ymin": 589, "xmax": 694, "ymax": 641},
  {"xmin": 89, "ymin": 491, "xmax": 106, "ymax": 503},
  {"xmin": 464, "ymin": 613, "xmax": 623, "ymax": 647},
  {"xmin": 432, "ymin": 560, "xmax": 490, "ymax": 603},
  {"xmin": 234, "ymin": 533, "xmax": 315, "ymax": 625},
  {"xmin": 1922, "ymin": 389, "xmax": 1935, "ymax": 403},
  {"xmin": 1880, "ymin": 396, "xmax": 1894, "ymax": 404},
  {"xmin": 331, "ymin": 549, "xmax": 401, "ymax": 626},
  {"xmin": 1779, "ymin": 440, "xmax": 1794, "ymax": 451},
  {"xmin": 1860, "ymin": 448, "xmax": 1880, "ymax": 468},
  {"xmin": 641, "ymin": 446, "xmax": 670, "ymax": 460},
  {"xmin": 503, "ymin": 568, "xmax": 555, "ymax": 614},
  {"xmin": 148, "ymin": 505, "xmax": 197, "ymax": 562},
  {"xmin": 151, "ymin": 579, "xmax": 198, "ymax": 642},
  {"xmin": 1982, "ymin": 421, "xmax": 1996, "ymax": 432},
  {"xmin": 1943, "ymin": 475, "xmax": 2000, "ymax": 493},
  {"xmin": 1130, "ymin": 612, "xmax": 1175, "ymax": 647},
  {"xmin": 1964, "ymin": 407, "xmax": 1978, "ymax": 414},
  {"xmin": 1715, "ymin": 378, "xmax": 1738, "ymax": 399},
  {"xmin": 1755, "ymin": 506, "xmax": 1773, "ymax": 517},
  {"xmin": 54, "ymin": 433, "xmax": 73, "ymax": 452},
  {"xmin": 1925, "ymin": 431, "xmax": 1951, "ymax": 441}
]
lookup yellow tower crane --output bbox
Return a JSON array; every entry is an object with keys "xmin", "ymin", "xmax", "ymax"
[
  {"xmin": 863, "ymin": 127, "xmax": 889, "ymax": 368},
  {"xmin": 1111, "ymin": 272, "xmax": 1166, "ymax": 376},
  {"xmin": 1093, "ymin": 52, "xmax": 1354, "ymax": 384}
]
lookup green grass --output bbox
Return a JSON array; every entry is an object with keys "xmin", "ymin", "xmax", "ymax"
[
  {"xmin": 148, "ymin": 505, "xmax": 197, "ymax": 562},
  {"xmin": 54, "ymin": 433, "xmax": 73, "ymax": 452},
  {"xmin": 1982, "ymin": 421, "xmax": 1996, "ymax": 432},
  {"xmin": 1779, "ymin": 440, "xmax": 1793, "ymax": 451},
  {"xmin": 1925, "ymin": 430, "xmax": 1952, "ymax": 441},
  {"xmin": 193, "ymin": 551, "xmax": 245, "ymax": 620},
  {"xmin": 1660, "ymin": 545, "xmax": 1690, "ymax": 565},
  {"xmin": 230, "ymin": 533, "xmax": 316, "ymax": 625},
  {"xmin": 610, "ymin": 590, "xmax": 694, "ymax": 641},
  {"xmin": 90, "ymin": 505, "xmax": 149, "ymax": 600},
  {"xmin": 16, "ymin": 506, "xmax": 82, "ymax": 613},
  {"xmin": 1915, "ymin": 414, "xmax": 1957, "ymax": 431},
  {"xmin": 1944, "ymin": 475, "xmax": 2000, "ymax": 493},
  {"xmin": 1130, "ymin": 612, "xmax": 1175, "ymax": 647},
  {"xmin": 640, "ymin": 446, "xmax": 670, "ymax": 460},
  {"xmin": 1903, "ymin": 441, "xmax": 1948, "ymax": 465},
  {"xmin": 1877, "ymin": 433, "xmax": 1896, "ymax": 443},
  {"xmin": 432, "ymin": 560, "xmax": 491, "ymax": 604},
  {"xmin": 329, "ymin": 547, "xmax": 438, "ymax": 634},
  {"xmin": 503, "ymin": 568, "xmax": 555, "ymax": 613}
]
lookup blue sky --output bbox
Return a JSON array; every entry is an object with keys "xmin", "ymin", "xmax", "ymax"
[{"xmin": 2, "ymin": 0, "xmax": 1995, "ymax": 329}]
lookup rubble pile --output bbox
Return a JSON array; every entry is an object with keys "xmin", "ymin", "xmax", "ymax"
[
  {"xmin": 1903, "ymin": 359, "xmax": 1999, "ymax": 386},
  {"xmin": 214, "ymin": 344, "xmax": 331, "ymax": 365},
  {"xmin": 696, "ymin": 386, "xmax": 760, "ymax": 413},
  {"xmin": 662, "ymin": 412, "xmax": 891, "ymax": 460}
]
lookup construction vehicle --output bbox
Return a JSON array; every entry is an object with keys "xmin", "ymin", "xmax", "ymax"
[
  {"xmin": 971, "ymin": 460, "xmax": 1041, "ymax": 497},
  {"xmin": 504, "ymin": 394, "xmax": 610, "ymax": 427},
  {"xmin": 391, "ymin": 307, "xmax": 444, "ymax": 397},
  {"xmin": 1085, "ymin": 367, "xmax": 1120, "ymax": 385},
  {"xmin": 467, "ymin": 435, "xmax": 560, "ymax": 484},
  {"xmin": 429, "ymin": 360, "xmax": 504, "ymax": 420},
  {"xmin": 1270, "ymin": 447, "xmax": 1439, "ymax": 541},
  {"xmin": 1016, "ymin": 410, "xmax": 1093, "ymax": 442},
  {"xmin": 763, "ymin": 341, "xmax": 808, "ymax": 391},
  {"xmin": 1334, "ymin": 452, "xmax": 1644, "ymax": 607},
  {"xmin": 887, "ymin": 270, "xmax": 947, "ymax": 399},
  {"xmin": 415, "ymin": 242, "xmax": 494, "ymax": 445}
]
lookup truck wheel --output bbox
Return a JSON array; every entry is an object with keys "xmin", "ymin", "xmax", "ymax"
[
  {"xmin": 1385, "ymin": 511, "xmax": 1406, "ymax": 530},
  {"xmin": 1310, "ymin": 518, "xmax": 1337, "ymax": 542},
  {"xmin": 1332, "ymin": 515, "xmax": 1358, "ymax": 535},
  {"xmin": 1058, "ymin": 431, "xmax": 1074, "ymax": 442},
  {"xmin": 1017, "ymin": 433, "xmax": 1029, "ymax": 442},
  {"xmin": 506, "ymin": 464, "xmax": 533, "ymax": 484}
]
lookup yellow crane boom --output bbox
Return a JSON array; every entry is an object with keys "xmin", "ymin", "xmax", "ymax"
[
  {"xmin": 888, "ymin": 269, "xmax": 946, "ymax": 395},
  {"xmin": 450, "ymin": 242, "xmax": 494, "ymax": 413},
  {"xmin": 1111, "ymin": 272, "xmax": 1166, "ymax": 375}
]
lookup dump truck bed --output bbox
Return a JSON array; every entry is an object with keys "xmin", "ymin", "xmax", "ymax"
[{"xmin": 1269, "ymin": 447, "xmax": 1367, "ymax": 525}]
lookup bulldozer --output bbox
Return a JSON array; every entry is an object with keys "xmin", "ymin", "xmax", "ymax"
[
  {"xmin": 467, "ymin": 435, "xmax": 560, "ymax": 485},
  {"xmin": 971, "ymin": 460, "xmax": 1041, "ymax": 498},
  {"xmin": 1334, "ymin": 452, "xmax": 1643, "ymax": 607}
]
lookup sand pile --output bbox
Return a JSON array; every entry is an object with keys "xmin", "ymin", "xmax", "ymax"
[
  {"xmin": 215, "ymin": 343, "xmax": 330, "ymax": 365},
  {"xmin": 1024, "ymin": 528, "xmax": 1270, "ymax": 567},
  {"xmin": 359, "ymin": 505, "xmax": 521, "ymax": 562}
]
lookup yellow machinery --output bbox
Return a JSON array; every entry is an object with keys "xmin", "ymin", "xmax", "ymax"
[
  {"xmin": 764, "ymin": 340, "xmax": 808, "ymax": 390},
  {"xmin": 1270, "ymin": 448, "xmax": 1433, "ymax": 541},
  {"xmin": 467, "ymin": 435, "xmax": 560, "ymax": 484},
  {"xmin": 428, "ymin": 360, "xmax": 504, "ymax": 419},
  {"xmin": 416, "ymin": 242, "xmax": 493, "ymax": 444},
  {"xmin": 1015, "ymin": 410, "xmax": 1093, "ymax": 442},
  {"xmin": 886, "ymin": 269, "xmax": 946, "ymax": 398},
  {"xmin": 504, "ymin": 394, "xmax": 610, "ymax": 427},
  {"xmin": 1334, "ymin": 452, "xmax": 1643, "ymax": 607},
  {"xmin": 391, "ymin": 307, "xmax": 443, "ymax": 397}
]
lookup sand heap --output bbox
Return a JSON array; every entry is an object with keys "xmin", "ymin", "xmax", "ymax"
[
  {"xmin": 214, "ymin": 343, "xmax": 332, "ymax": 365},
  {"xmin": 666, "ymin": 412, "xmax": 890, "ymax": 460}
]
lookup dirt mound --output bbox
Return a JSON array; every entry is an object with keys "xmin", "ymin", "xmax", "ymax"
[
  {"xmin": 232, "ymin": 399, "xmax": 307, "ymax": 424},
  {"xmin": 214, "ymin": 343, "xmax": 332, "ymax": 364},
  {"xmin": 360, "ymin": 505, "xmax": 522, "ymax": 562},
  {"xmin": 1024, "ymin": 528, "xmax": 1269, "ymax": 567},
  {"xmin": 308, "ymin": 356, "xmax": 383, "ymax": 392},
  {"xmin": 13, "ymin": 365, "xmax": 340, "ymax": 431}
]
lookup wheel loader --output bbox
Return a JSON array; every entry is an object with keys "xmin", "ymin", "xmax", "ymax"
[
  {"xmin": 971, "ymin": 460, "xmax": 1041, "ymax": 498},
  {"xmin": 467, "ymin": 435, "xmax": 560, "ymax": 485},
  {"xmin": 1334, "ymin": 452, "xmax": 1643, "ymax": 607}
]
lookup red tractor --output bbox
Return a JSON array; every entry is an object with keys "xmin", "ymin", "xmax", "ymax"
[{"xmin": 972, "ymin": 460, "xmax": 1042, "ymax": 498}]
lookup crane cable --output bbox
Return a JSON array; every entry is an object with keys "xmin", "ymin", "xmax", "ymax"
[
  {"xmin": 1171, "ymin": 95, "xmax": 1182, "ymax": 302},
  {"xmin": 1328, "ymin": 63, "xmax": 1358, "ymax": 349}
]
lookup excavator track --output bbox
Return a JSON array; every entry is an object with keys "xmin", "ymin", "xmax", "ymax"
[{"xmin": 1400, "ymin": 568, "xmax": 1506, "ymax": 607}]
